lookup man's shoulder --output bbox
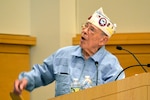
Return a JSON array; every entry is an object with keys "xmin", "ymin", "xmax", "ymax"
[{"xmin": 56, "ymin": 45, "xmax": 80, "ymax": 53}]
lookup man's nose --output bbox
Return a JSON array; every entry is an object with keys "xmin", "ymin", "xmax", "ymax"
[{"xmin": 82, "ymin": 27, "xmax": 89, "ymax": 34}]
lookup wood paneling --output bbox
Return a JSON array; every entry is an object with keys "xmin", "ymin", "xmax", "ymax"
[
  {"xmin": 0, "ymin": 33, "xmax": 36, "ymax": 45},
  {"xmin": 49, "ymin": 73, "xmax": 150, "ymax": 100},
  {"xmin": 0, "ymin": 33, "xmax": 36, "ymax": 100},
  {"xmin": 72, "ymin": 33, "xmax": 150, "ymax": 77}
]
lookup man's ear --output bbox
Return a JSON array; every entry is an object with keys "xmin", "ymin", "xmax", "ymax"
[
  {"xmin": 99, "ymin": 36, "xmax": 109, "ymax": 45},
  {"xmin": 103, "ymin": 36, "xmax": 109, "ymax": 43}
]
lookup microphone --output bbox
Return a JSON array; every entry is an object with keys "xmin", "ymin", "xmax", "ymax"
[
  {"xmin": 115, "ymin": 64, "xmax": 150, "ymax": 81},
  {"xmin": 95, "ymin": 61, "xmax": 99, "ymax": 85},
  {"xmin": 116, "ymin": 45, "xmax": 148, "ymax": 72}
]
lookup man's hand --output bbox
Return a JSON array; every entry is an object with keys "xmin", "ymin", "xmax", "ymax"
[{"xmin": 13, "ymin": 78, "xmax": 28, "ymax": 95}]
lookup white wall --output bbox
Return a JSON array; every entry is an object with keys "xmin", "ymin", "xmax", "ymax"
[
  {"xmin": 59, "ymin": 0, "xmax": 76, "ymax": 47},
  {"xmin": 0, "ymin": 0, "xmax": 31, "ymax": 35},
  {"xmin": 30, "ymin": 0, "xmax": 60, "ymax": 100},
  {"xmin": 30, "ymin": 0, "xmax": 76, "ymax": 99},
  {"xmin": 76, "ymin": 0, "xmax": 150, "ymax": 33}
]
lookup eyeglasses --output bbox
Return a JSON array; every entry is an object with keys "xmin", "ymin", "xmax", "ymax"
[
  {"xmin": 82, "ymin": 22, "xmax": 108, "ymax": 36},
  {"xmin": 82, "ymin": 22, "xmax": 100, "ymax": 35}
]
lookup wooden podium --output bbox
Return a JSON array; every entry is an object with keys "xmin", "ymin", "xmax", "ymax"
[{"xmin": 49, "ymin": 73, "xmax": 150, "ymax": 100}]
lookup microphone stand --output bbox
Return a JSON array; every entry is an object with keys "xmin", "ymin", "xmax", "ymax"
[
  {"xmin": 115, "ymin": 64, "xmax": 149, "ymax": 81},
  {"xmin": 95, "ymin": 62, "xmax": 99, "ymax": 85},
  {"xmin": 116, "ymin": 46, "xmax": 148, "ymax": 73}
]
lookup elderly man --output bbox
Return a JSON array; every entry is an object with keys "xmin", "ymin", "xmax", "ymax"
[{"xmin": 13, "ymin": 7, "xmax": 125, "ymax": 97}]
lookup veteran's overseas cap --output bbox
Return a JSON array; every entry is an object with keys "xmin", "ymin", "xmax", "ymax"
[{"xmin": 88, "ymin": 7, "xmax": 117, "ymax": 38}]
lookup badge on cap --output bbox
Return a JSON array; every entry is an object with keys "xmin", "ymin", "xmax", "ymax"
[{"xmin": 99, "ymin": 18, "xmax": 107, "ymax": 26}]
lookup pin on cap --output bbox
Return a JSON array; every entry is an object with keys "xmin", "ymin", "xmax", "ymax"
[{"xmin": 87, "ymin": 7, "xmax": 117, "ymax": 38}]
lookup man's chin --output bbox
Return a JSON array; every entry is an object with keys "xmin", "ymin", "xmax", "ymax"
[{"xmin": 80, "ymin": 43, "xmax": 87, "ymax": 49}]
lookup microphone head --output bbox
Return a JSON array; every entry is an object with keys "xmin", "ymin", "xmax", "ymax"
[
  {"xmin": 116, "ymin": 45, "xmax": 123, "ymax": 50},
  {"xmin": 147, "ymin": 64, "xmax": 150, "ymax": 67},
  {"xmin": 95, "ymin": 61, "xmax": 98, "ymax": 65}
]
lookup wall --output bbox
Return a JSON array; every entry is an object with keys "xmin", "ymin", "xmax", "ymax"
[
  {"xmin": 0, "ymin": 0, "xmax": 150, "ymax": 100},
  {"xmin": 30, "ymin": 0, "xmax": 76, "ymax": 99},
  {"xmin": 30, "ymin": 0, "xmax": 60, "ymax": 100},
  {"xmin": 0, "ymin": 0, "xmax": 30, "ymax": 35},
  {"xmin": 59, "ymin": 0, "xmax": 76, "ymax": 47},
  {"xmin": 0, "ymin": 0, "xmax": 76, "ymax": 99},
  {"xmin": 76, "ymin": 0, "xmax": 150, "ymax": 33}
]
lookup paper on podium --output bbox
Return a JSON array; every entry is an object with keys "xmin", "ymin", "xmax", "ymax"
[{"xmin": 10, "ymin": 92, "xmax": 24, "ymax": 100}]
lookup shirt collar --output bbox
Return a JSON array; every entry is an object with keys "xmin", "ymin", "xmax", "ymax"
[
  {"xmin": 91, "ymin": 46, "xmax": 106, "ymax": 62},
  {"xmin": 71, "ymin": 46, "xmax": 83, "ymax": 57},
  {"xmin": 71, "ymin": 45, "xmax": 106, "ymax": 61}
]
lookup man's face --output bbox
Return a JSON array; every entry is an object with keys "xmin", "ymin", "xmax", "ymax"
[{"xmin": 80, "ymin": 22, "xmax": 108, "ymax": 51}]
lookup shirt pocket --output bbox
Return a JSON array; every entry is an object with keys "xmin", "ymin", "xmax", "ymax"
[{"xmin": 55, "ymin": 73, "xmax": 71, "ymax": 96}]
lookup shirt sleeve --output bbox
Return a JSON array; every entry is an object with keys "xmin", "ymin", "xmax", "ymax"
[{"xmin": 18, "ymin": 54, "xmax": 55, "ymax": 91}]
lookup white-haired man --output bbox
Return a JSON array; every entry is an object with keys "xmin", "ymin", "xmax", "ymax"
[{"xmin": 13, "ymin": 7, "xmax": 125, "ymax": 97}]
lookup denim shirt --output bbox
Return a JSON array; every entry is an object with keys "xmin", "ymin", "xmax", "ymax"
[{"xmin": 19, "ymin": 45, "xmax": 125, "ymax": 96}]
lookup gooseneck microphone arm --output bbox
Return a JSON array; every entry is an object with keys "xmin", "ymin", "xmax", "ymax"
[
  {"xmin": 116, "ymin": 45, "xmax": 148, "ymax": 73},
  {"xmin": 115, "ymin": 64, "xmax": 150, "ymax": 81}
]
